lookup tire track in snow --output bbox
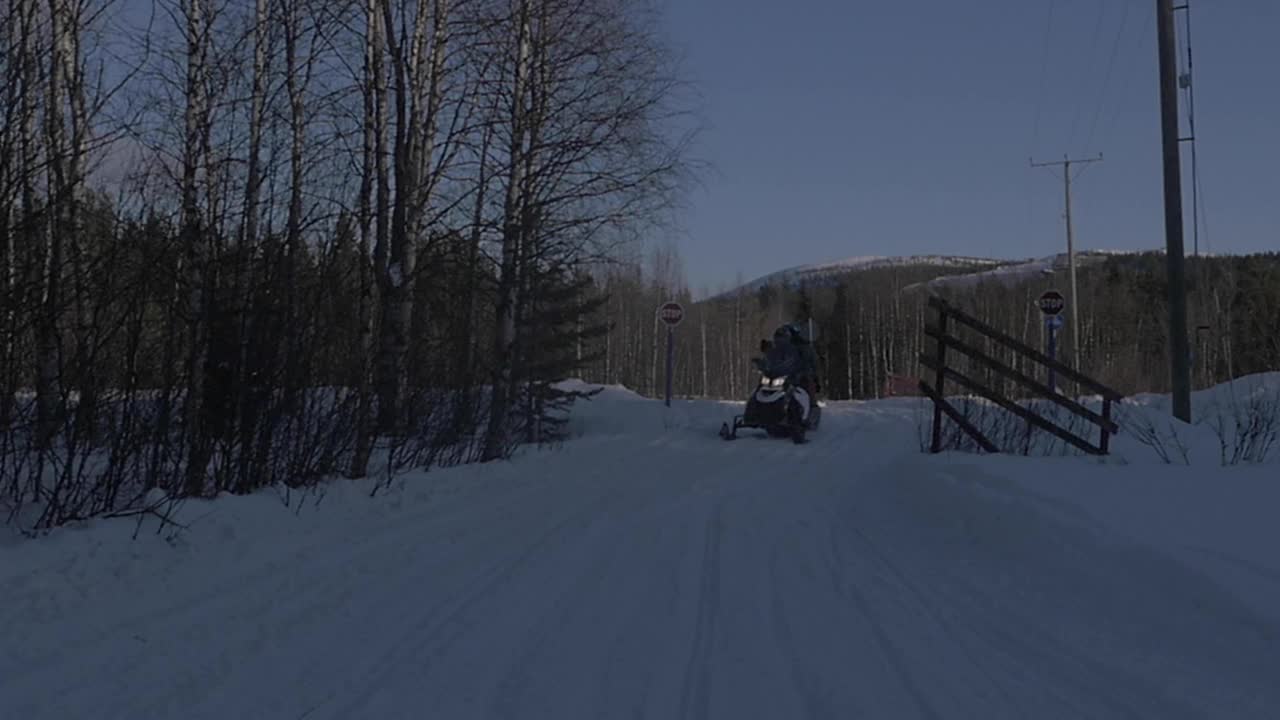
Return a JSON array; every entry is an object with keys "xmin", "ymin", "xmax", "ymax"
[
  {"xmin": 7, "ymin": 466, "xmax": 568, "ymax": 679},
  {"xmin": 320, "ymin": 440, "xmax": 719, "ymax": 719},
  {"xmin": 4, "ymin": 508, "xmax": 475, "ymax": 715},
  {"xmin": 319, "ymin": 478, "xmax": 628, "ymax": 719},
  {"xmin": 767, "ymin": 530, "xmax": 839, "ymax": 720},
  {"xmin": 833, "ymin": 467, "xmax": 1221, "ymax": 719},
  {"xmin": 678, "ymin": 494, "xmax": 724, "ymax": 720},
  {"xmin": 839, "ymin": 517, "xmax": 1021, "ymax": 715},
  {"xmin": 484, "ymin": 485, "xmax": 649, "ymax": 719},
  {"xmin": 7, "ymin": 471, "xmax": 623, "ymax": 720},
  {"xmin": 441, "ymin": 444, "xmax": 722, "ymax": 718},
  {"xmin": 821, "ymin": 520, "xmax": 942, "ymax": 720},
  {"xmin": 258, "ymin": 459, "xmax": 666, "ymax": 719},
  {"xmin": 829, "ymin": 473, "xmax": 1077, "ymax": 717}
]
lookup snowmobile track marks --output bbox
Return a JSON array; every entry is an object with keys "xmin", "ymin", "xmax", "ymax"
[
  {"xmin": 323, "ymin": 483, "xmax": 625, "ymax": 719},
  {"xmin": 821, "ymin": 521, "xmax": 943, "ymax": 720},
  {"xmin": 678, "ymin": 497, "xmax": 724, "ymax": 720},
  {"xmin": 486, "ymin": 490, "xmax": 643, "ymax": 719},
  {"xmin": 768, "ymin": 532, "xmax": 841, "ymax": 720}
]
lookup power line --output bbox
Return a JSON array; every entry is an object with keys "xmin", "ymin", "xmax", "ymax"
[
  {"xmin": 1030, "ymin": 0, "xmax": 1058, "ymax": 155},
  {"xmin": 1068, "ymin": 0, "xmax": 1109, "ymax": 150},
  {"xmin": 1081, "ymin": 1, "xmax": 1131, "ymax": 155},
  {"xmin": 1025, "ymin": 0, "xmax": 1059, "ymax": 265},
  {"xmin": 1096, "ymin": 4, "xmax": 1156, "ymax": 153},
  {"xmin": 1193, "ymin": 153, "xmax": 1212, "ymax": 256}
]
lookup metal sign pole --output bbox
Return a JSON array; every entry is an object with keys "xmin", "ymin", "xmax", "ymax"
[
  {"xmin": 665, "ymin": 325, "xmax": 674, "ymax": 407},
  {"xmin": 658, "ymin": 300, "xmax": 683, "ymax": 407},
  {"xmin": 1038, "ymin": 290, "xmax": 1065, "ymax": 394},
  {"xmin": 1046, "ymin": 317, "xmax": 1058, "ymax": 393}
]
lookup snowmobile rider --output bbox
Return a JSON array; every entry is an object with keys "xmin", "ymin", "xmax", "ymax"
[{"xmin": 758, "ymin": 322, "xmax": 820, "ymax": 395}]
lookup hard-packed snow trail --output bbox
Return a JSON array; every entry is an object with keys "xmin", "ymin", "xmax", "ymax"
[{"xmin": 3, "ymin": 388, "xmax": 1280, "ymax": 719}]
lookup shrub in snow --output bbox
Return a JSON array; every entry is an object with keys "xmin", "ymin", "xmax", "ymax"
[
  {"xmin": 1202, "ymin": 375, "xmax": 1280, "ymax": 466},
  {"xmin": 1115, "ymin": 403, "xmax": 1192, "ymax": 466}
]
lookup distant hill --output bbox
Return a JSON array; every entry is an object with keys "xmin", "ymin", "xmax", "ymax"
[
  {"xmin": 708, "ymin": 250, "xmax": 1134, "ymax": 301},
  {"xmin": 900, "ymin": 250, "xmax": 1126, "ymax": 295},
  {"xmin": 708, "ymin": 255, "xmax": 1007, "ymax": 300}
]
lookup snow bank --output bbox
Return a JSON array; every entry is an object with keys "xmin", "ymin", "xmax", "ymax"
[
  {"xmin": 1110, "ymin": 372, "xmax": 1280, "ymax": 467},
  {"xmin": 918, "ymin": 372, "xmax": 1280, "ymax": 626}
]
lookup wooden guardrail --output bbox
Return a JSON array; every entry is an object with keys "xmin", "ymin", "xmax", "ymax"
[{"xmin": 920, "ymin": 296, "xmax": 1124, "ymax": 456}]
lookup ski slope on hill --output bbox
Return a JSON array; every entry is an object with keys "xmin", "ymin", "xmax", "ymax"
[
  {"xmin": 3, "ymin": 383, "xmax": 1280, "ymax": 719},
  {"xmin": 707, "ymin": 254, "xmax": 1004, "ymax": 299}
]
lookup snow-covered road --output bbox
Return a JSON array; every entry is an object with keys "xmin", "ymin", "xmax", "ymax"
[{"xmin": 4, "ymin": 388, "xmax": 1280, "ymax": 719}]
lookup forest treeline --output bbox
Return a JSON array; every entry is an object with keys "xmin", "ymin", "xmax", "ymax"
[
  {"xmin": 580, "ymin": 251, "xmax": 1280, "ymax": 403},
  {"xmin": 1, "ymin": 0, "xmax": 691, "ymax": 529}
]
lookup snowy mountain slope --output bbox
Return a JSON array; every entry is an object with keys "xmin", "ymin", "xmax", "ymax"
[
  {"xmin": 901, "ymin": 250, "xmax": 1122, "ymax": 295},
  {"xmin": 710, "ymin": 254, "xmax": 1005, "ymax": 299},
  {"xmin": 710, "ymin": 250, "xmax": 1140, "ymax": 301},
  {"xmin": 3, "ymin": 380, "xmax": 1280, "ymax": 719}
]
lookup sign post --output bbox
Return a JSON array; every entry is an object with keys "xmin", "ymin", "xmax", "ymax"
[
  {"xmin": 657, "ymin": 301, "xmax": 684, "ymax": 406},
  {"xmin": 1038, "ymin": 290, "xmax": 1066, "ymax": 393}
]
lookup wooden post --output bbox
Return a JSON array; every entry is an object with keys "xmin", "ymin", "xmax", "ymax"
[
  {"xmin": 1157, "ymin": 0, "xmax": 1192, "ymax": 422},
  {"xmin": 1100, "ymin": 398, "xmax": 1113, "ymax": 455},
  {"xmin": 930, "ymin": 305, "xmax": 949, "ymax": 453}
]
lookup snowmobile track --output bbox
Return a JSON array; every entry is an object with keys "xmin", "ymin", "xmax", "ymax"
[
  {"xmin": 323, "ymin": 481, "xmax": 628, "ymax": 719},
  {"xmin": 678, "ymin": 494, "xmax": 724, "ymax": 720}
]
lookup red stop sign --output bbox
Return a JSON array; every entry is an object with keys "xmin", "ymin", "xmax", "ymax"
[
  {"xmin": 658, "ymin": 301, "xmax": 684, "ymax": 327},
  {"xmin": 1038, "ymin": 290, "xmax": 1065, "ymax": 316}
]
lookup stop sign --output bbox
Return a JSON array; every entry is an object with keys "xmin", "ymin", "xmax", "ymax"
[
  {"xmin": 1038, "ymin": 290, "xmax": 1065, "ymax": 316},
  {"xmin": 657, "ymin": 301, "xmax": 684, "ymax": 327}
]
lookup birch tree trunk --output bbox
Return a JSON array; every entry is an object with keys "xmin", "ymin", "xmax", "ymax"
[
  {"xmin": 50, "ymin": 0, "xmax": 94, "ymax": 440},
  {"xmin": 700, "ymin": 309, "xmax": 707, "ymax": 397},
  {"xmin": 36, "ymin": 0, "xmax": 72, "ymax": 449},
  {"xmin": 232, "ymin": 0, "xmax": 269, "ymax": 487},
  {"xmin": 731, "ymin": 292, "xmax": 741, "ymax": 397},
  {"xmin": 458, "ymin": 107, "xmax": 492, "ymax": 384},
  {"xmin": 349, "ymin": 0, "xmax": 382, "ymax": 478},
  {"xmin": 376, "ymin": 0, "xmax": 448, "ymax": 431},
  {"xmin": 374, "ymin": 0, "xmax": 410, "ymax": 431},
  {"xmin": 182, "ymin": 0, "xmax": 211, "ymax": 495},
  {"xmin": 845, "ymin": 315, "xmax": 853, "ymax": 399},
  {"xmin": 0, "ymin": 0, "xmax": 17, "ymax": 427},
  {"xmin": 241, "ymin": 0, "xmax": 267, "ymax": 255},
  {"xmin": 281, "ymin": 0, "xmax": 309, "ymax": 412},
  {"xmin": 483, "ymin": 0, "xmax": 531, "ymax": 459}
]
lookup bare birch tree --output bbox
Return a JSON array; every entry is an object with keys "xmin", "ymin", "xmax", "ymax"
[
  {"xmin": 0, "ymin": 0, "xmax": 20, "ymax": 427},
  {"xmin": 481, "ymin": 0, "xmax": 531, "ymax": 459},
  {"xmin": 179, "ymin": 0, "xmax": 212, "ymax": 494},
  {"xmin": 350, "ymin": 0, "xmax": 386, "ymax": 477},
  {"xmin": 374, "ymin": 0, "xmax": 453, "ymax": 431}
]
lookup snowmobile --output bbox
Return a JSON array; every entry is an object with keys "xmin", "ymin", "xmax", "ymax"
[{"xmin": 720, "ymin": 324, "xmax": 822, "ymax": 444}]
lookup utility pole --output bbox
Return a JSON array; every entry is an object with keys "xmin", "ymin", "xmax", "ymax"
[
  {"xmin": 1158, "ymin": 0, "xmax": 1192, "ymax": 422},
  {"xmin": 1030, "ymin": 153, "xmax": 1102, "ymax": 366}
]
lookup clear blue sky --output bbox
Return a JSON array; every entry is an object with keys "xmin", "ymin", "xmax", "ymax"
[{"xmin": 660, "ymin": 0, "xmax": 1280, "ymax": 294}]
